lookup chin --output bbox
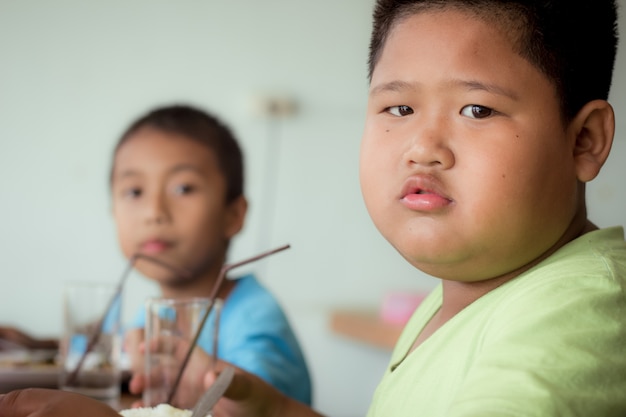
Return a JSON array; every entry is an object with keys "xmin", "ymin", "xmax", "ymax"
[{"xmin": 160, "ymin": 277, "xmax": 192, "ymax": 288}]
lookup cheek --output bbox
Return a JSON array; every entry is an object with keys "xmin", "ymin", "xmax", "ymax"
[
  {"xmin": 360, "ymin": 130, "xmax": 385, "ymax": 187},
  {"xmin": 359, "ymin": 145, "xmax": 379, "ymax": 205},
  {"xmin": 360, "ymin": 152, "xmax": 393, "ymax": 227},
  {"xmin": 183, "ymin": 204, "xmax": 228, "ymax": 241},
  {"xmin": 470, "ymin": 142, "xmax": 574, "ymax": 222},
  {"xmin": 115, "ymin": 227, "xmax": 134, "ymax": 257},
  {"xmin": 112, "ymin": 211, "xmax": 134, "ymax": 253}
]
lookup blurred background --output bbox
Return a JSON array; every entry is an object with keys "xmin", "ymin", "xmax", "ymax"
[{"xmin": 1, "ymin": 1, "xmax": 624, "ymax": 416}]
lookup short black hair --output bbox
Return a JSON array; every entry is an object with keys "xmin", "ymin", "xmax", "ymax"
[
  {"xmin": 368, "ymin": 0, "xmax": 619, "ymax": 121},
  {"xmin": 111, "ymin": 104, "xmax": 244, "ymax": 203}
]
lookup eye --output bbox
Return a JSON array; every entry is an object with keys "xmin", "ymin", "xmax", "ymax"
[
  {"xmin": 386, "ymin": 105, "xmax": 414, "ymax": 117},
  {"xmin": 122, "ymin": 187, "xmax": 142, "ymax": 199},
  {"xmin": 460, "ymin": 104, "xmax": 495, "ymax": 119},
  {"xmin": 173, "ymin": 183, "xmax": 196, "ymax": 195}
]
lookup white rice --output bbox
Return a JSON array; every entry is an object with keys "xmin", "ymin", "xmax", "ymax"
[{"xmin": 119, "ymin": 404, "xmax": 192, "ymax": 417}]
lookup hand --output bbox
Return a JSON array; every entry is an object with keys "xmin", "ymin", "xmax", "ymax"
[
  {"xmin": 207, "ymin": 368, "xmax": 325, "ymax": 417},
  {"xmin": 0, "ymin": 388, "xmax": 118, "ymax": 417},
  {"xmin": 0, "ymin": 326, "xmax": 58, "ymax": 350},
  {"xmin": 127, "ymin": 334, "xmax": 213, "ymax": 409},
  {"xmin": 124, "ymin": 328, "xmax": 145, "ymax": 374}
]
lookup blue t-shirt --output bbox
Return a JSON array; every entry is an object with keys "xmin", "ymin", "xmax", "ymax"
[{"xmin": 130, "ymin": 274, "xmax": 312, "ymax": 405}]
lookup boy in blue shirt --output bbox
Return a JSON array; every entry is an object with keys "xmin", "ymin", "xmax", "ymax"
[
  {"xmin": 0, "ymin": 105, "xmax": 312, "ymax": 408},
  {"xmin": 111, "ymin": 105, "xmax": 311, "ymax": 407}
]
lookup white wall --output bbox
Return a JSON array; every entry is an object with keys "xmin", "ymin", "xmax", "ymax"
[{"xmin": 1, "ymin": 2, "xmax": 624, "ymax": 416}]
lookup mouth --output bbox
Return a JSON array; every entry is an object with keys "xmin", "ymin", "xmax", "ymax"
[
  {"xmin": 140, "ymin": 239, "xmax": 172, "ymax": 255},
  {"xmin": 401, "ymin": 179, "xmax": 449, "ymax": 200},
  {"xmin": 403, "ymin": 187, "xmax": 443, "ymax": 201},
  {"xmin": 400, "ymin": 176, "xmax": 453, "ymax": 210},
  {"xmin": 407, "ymin": 188, "xmax": 448, "ymax": 198},
  {"xmin": 413, "ymin": 189, "xmax": 433, "ymax": 195}
]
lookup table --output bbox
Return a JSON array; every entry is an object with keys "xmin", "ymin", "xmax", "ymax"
[{"xmin": 330, "ymin": 309, "xmax": 404, "ymax": 350}]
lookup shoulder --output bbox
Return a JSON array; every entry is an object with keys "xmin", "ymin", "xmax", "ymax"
[
  {"xmin": 493, "ymin": 226, "xmax": 626, "ymax": 315},
  {"xmin": 222, "ymin": 274, "xmax": 289, "ymax": 324},
  {"xmin": 449, "ymin": 227, "xmax": 626, "ymax": 413},
  {"xmin": 227, "ymin": 274, "xmax": 279, "ymax": 307},
  {"xmin": 480, "ymin": 227, "xmax": 626, "ymax": 341}
]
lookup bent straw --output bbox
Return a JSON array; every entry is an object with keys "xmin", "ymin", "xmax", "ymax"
[
  {"xmin": 166, "ymin": 244, "xmax": 291, "ymax": 403},
  {"xmin": 66, "ymin": 254, "xmax": 190, "ymax": 386}
]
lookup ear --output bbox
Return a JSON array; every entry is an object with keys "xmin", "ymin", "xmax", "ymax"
[
  {"xmin": 571, "ymin": 99, "xmax": 615, "ymax": 182},
  {"xmin": 224, "ymin": 195, "xmax": 248, "ymax": 239}
]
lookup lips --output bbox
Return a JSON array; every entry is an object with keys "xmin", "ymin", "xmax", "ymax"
[
  {"xmin": 400, "ymin": 176, "xmax": 453, "ymax": 211},
  {"xmin": 140, "ymin": 239, "xmax": 172, "ymax": 255}
]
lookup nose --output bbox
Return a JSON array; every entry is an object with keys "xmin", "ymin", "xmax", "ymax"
[
  {"xmin": 145, "ymin": 189, "xmax": 170, "ymax": 225},
  {"xmin": 402, "ymin": 113, "xmax": 455, "ymax": 170}
]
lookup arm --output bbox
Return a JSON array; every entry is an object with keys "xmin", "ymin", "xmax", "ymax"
[
  {"xmin": 0, "ymin": 389, "xmax": 118, "ymax": 417},
  {"xmin": 0, "ymin": 326, "xmax": 58, "ymax": 350},
  {"xmin": 218, "ymin": 287, "xmax": 312, "ymax": 405},
  {"xmin": 207, "ymin": 368, "xmax": 326, "ymax": 417},
  {"xmin": 0, "ymin": 375, "xmax": 325, "ymax": 417}
]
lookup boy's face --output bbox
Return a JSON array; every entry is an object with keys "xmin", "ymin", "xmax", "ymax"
[
  {"xmin": 111, "ymin": 127, "xmax": 245, "ymax": 285},
  {"xmin": 360, "ymin": 9, "xmax": 582, "ymax": 282}
]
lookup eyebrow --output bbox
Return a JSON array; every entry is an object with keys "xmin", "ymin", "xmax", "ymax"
[
  {"xmin": 369, "ymin": 80, "xmax": 416, "ymax": 96},
  {"xmin": 459, "ymin": 79, "xmax": 519, "ymax": 100},
  {"xmin": 370, "ymin": 79, "xmax": 519, "ymax": 100},
  {"xmin": 114, "ymin": 163, "xmax": 206, "ymax": 180},
  {"xmin": 168, "ymin": 163, "xmax": 206, "ymax": 175}
]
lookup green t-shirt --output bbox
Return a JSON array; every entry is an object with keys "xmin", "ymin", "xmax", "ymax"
[{"xmin": 367, "ymin": 227, "xmax": 626, "ymax": 417}]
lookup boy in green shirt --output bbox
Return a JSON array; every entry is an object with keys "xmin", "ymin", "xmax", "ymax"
[{"xmin": 1, "ymin": 0, "xmax": 624, "ymax": 416}]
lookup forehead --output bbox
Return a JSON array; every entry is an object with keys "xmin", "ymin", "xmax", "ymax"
[
  {"xmin": 387, "ymin": 3, "xmax": 526, "ymax": 56},
  {"xmin": 391, "ymin": 9, "xmax": 510, "ymax": 60},
  {"xmin": 371, "ymin": 9, "xmax": 547, "ymax": 94},
  {"xmin": 113, "ymin": 127, "xmax": 220, "ymax": 174}
]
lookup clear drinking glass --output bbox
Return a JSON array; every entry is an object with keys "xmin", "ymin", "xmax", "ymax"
[
  {"xmin": 58, "ymin": 282, "xmax": 123, "ymax": 408},
  {"xmin": 142, "ymin": 297, "xmax": 222, "ymax": 409}
]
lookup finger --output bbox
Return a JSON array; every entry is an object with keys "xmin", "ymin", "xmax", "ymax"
[
  {"xmin": 146, "ymin": 334, "xmax": 178, "ymax": 355},
  {"xmin": 128, "ymin": 372, "xmax": 146, "ymax": 395}
]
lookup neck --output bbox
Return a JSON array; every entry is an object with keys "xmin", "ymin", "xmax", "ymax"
[
  {"xmin": 159, "ymin": 256, "xmax": 238, "ymax": 301},
  {"xmin": 439, "ymin": 214, "xmax": 596, "ymax": 324},
  {"xmin": 160, "ymin": 277, "xmax": 237, "ymax": 299}
]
